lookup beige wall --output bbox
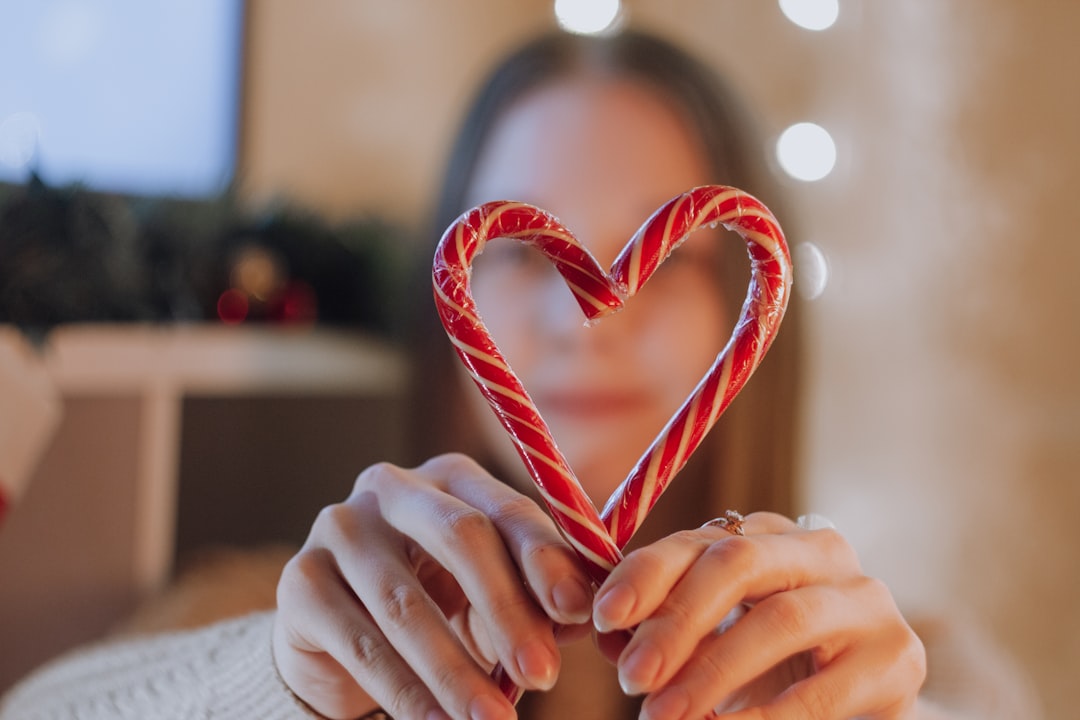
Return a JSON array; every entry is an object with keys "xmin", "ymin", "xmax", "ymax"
[
  {"xmin": 239, "ymin": 1, "xmax": 553, "ymax": 219},
  {"xmin": 239, "ymin": 2, "xmax": 1080, "ymax": 716}
]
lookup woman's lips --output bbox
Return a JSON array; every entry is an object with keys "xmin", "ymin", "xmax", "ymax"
[{"xmin": 533, "ymin": 389, "xmax": 650, "ymax": 420}]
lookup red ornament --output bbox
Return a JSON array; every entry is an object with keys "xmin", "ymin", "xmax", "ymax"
[{"xmin": 216, "ymin": 288, "xmax": 249, "ymax": 324}]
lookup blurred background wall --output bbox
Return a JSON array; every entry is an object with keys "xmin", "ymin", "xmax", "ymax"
[
  {"xmin": 238, "ymin": 2, "xmax": 1079, "ymax": 715},
  {"xmin": 2, "ymin": 0, "xmax": 1077, "ymax": 716}
]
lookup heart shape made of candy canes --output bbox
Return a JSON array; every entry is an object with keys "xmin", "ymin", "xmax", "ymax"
[
  {"xmin": 434, "ymin": 185, "xmax": 791, "ymax": 705},
  {"xmin": 434, "ymin": 184, "xmax": 792, "ymax": 584}
]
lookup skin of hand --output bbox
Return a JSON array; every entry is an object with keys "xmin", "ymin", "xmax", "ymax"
[
  {"xmin": 591, "ymin": 512, "xmax": 928, "ymax": 720},
  {"xmin": 271, "ymin": 453, "xmax": 594, "ymax": 720},
  {"xmin": 273, "ymin": 458, "xmax": 929, "ymax": 720}
]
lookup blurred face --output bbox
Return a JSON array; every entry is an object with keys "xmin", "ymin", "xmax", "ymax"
[{"xmin": 464, "ymin": 77, "xmax": 728, "ymax": 504}]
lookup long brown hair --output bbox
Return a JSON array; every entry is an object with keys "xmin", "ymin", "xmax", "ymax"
[{"xmin": 404, "ymin": 29, "xmax": 803, "ymax": 544}]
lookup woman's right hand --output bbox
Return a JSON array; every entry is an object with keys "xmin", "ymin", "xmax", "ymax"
[{"xmin": 271, "ymin": 453, "xmax": 595, "ymax": 720}]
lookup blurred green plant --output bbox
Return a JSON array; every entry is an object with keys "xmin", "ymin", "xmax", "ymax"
[{"xmin": 0, "ymin": 177, "xmax": 411, "ymax": 339}]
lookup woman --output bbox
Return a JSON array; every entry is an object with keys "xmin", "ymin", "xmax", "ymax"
[
  {"xmin": 0, "ymin": 29, "xmax": 1032, "ymax": 720},
  {"xmin": 276, "ymin": 30, "xmax": 917, "ymax": 719}
]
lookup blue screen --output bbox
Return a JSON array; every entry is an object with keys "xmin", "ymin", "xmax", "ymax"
[{"xmin": 0, "ymin": 0, "xmax": 244, "ymax": 198}]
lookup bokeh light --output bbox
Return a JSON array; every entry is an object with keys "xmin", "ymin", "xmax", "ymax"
[
  {"xmin": 554, "ymin": 0, "xmax": 622, "ymax": 36},
  {"xmin": 216, "ymin": 288, "xmax": 249, "ymax": 324},
  {"xmin": 776, "ymin": 122, "xmax": 837, "ymax": 182},
  {"xmin": 778, "ymin": 0, "xmax": 839, "ymax": 31},
  {"xmin": 793, "ymin": 242, "xmax": 830, "ymax": 300},
  {"xmin": 230, "ymin": 245, "xmax": 285, "ymax": 302}
]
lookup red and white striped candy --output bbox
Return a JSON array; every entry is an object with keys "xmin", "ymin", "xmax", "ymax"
[
  {"xmin": 432, "ymin": 185, "xmax": 791, "ymax": 701},
  {"xmin": 433, "ymin": 201, "xmax": 625, "ymax": 583},
  {"xmin": 600, "ymin": 186, "xmax": 792, "ymax": 548}
]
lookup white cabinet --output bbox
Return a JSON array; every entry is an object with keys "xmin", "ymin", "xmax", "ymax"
[{"xmin": 0, "ymin": 324, "xmax": 407, "ymax": 691}]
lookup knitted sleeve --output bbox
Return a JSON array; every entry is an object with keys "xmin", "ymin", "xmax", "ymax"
[{"xmin": 0, "ymin": 611, "xmax": 321, "ymax": 720}]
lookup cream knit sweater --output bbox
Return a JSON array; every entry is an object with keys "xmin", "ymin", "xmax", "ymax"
[
  {"xmin": 0, "ymin": 612, "xmax": 315, "ymax": 720},
  {"xmin": 0, "ymin": 546, "xmax": 1043, "ymax": 720}
]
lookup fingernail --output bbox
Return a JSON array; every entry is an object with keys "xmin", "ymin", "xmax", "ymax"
[
  {"xmin": 619, "ymin": 643, "xmax": 662, "ymax": 695},
  {"xmin": 516, "ymin": 638, "xmax": 559, "ymax": 690},
  {"xmin": 552, "ymin": 576, "xmax": 592, "ymax": 624},
  {"xmin": 641, "ymin": 686, "xmax": 689, "ymax": 720},
  {"xmin": 594, "ymin": 583, "xmax": 636, "ymax": 633},
  {"xmin": 469, "ymin": 693, "xmax": 514, "ymax": 720}
]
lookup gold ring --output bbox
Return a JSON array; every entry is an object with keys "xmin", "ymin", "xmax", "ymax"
[{"xmin": 703, "ymin": 509, "xmax": 745, "ymax": 536}]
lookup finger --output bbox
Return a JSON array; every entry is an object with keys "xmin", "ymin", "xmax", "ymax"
[
  {"xmin": 641, "ymin": 578, "xmax": 914, "ymax": 720},
  {"xmin": 321, "ymin": 498, "xmax": 522, "ymax": 719},
  {"xmin": 594, "ymin": 512, "xmax": 784, "ymax": 634},
  {"xmin": 353, "ymin": 459, "xmax": 562, "ymax": 693},
  {"xmin": 596, "ymin": 519, "xmax": 860, "ymax": 635},
  {"xmin": 740, "ymin": 510, "xmax": 799, "ymax": 535},
  {"xmin": 610, "ymin": 530, "xmax": 864, "ymax": 696},
  {"xmin": 429, "ymin": 454, "xmax": 594, "ymax": 625},
  {"xmin": 714, "ymin": 638, "xmax": 923, "ymax": 720},
  {"xmin": 274, "ymin": 548, "xmax": 447, "ymax": 720}
]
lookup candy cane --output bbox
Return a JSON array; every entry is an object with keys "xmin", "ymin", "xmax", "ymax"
[
  {"xmin": 433, "ymin": 201, "xmax": 625, "ymax": 583},
  {"xmin": 600, "ymin": 185, "xmax": 792, "ymax": 547},
  {"xmin": 432, "ymin": 185, "xmax": 792, "ymax": 704}
]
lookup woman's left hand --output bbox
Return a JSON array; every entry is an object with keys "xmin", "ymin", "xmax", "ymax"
[{"xmin": 592, "ymin": 512, "xmax": 926, "ymax": 720}]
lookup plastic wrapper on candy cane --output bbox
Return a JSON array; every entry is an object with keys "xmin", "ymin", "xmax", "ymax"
[
  {"xmin": 432, "ymin": 184, "xmax": 792, "ymax": 703},
  {"xmin": 434, "ymin": 201, "xmax": 625, "ymax": 582}
]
